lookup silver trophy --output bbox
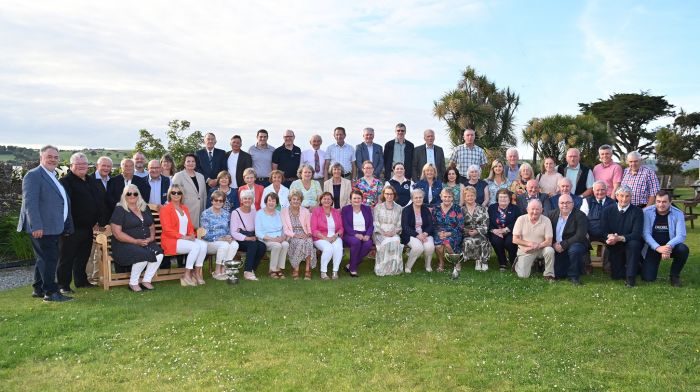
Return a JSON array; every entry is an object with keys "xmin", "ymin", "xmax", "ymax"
[
  {"xmin": 223, "ymin": 259, "xmax": 243, "ymax": 285},
  {"xmin": 444, "ymin": 253, "xmax": 464, "ymax": 279}
]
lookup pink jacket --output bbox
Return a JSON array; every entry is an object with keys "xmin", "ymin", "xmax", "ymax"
[
  {"xmin": 280, "ymin": 207, "xmax": 312, "ymax": 237},
  {"xmin": 310, "ymin": 206, "xmax": 343, "ymax": 241}
]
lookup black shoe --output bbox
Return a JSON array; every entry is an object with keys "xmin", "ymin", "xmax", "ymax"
[
  {"xmin": 625, "ymin": 278, "xmax": 636, "ymax": 288},
  {"xmin": 344, "ymin": 265, "xmax": 351, "ymax": 274},
  {"xmin": 59, "ymin": 287, "xmax": 75, "ymax": 295},
  {"xmin": 31, "ymin": 291, "xmax": 45, "ymax": 298},
  {"xmin": 569, "ymin": 277, "xmax": 582, "ymax": 286},
  {"xmin": 670, "ymin": 276, "xmax": 682, "ymax": 288},
  {"xmin": 43, "ymin": 293, "xmax": 74, "ymax": 302},
  {"xmin": 76, "ymin": 282, "xmax": 98, "ymax": 288}
]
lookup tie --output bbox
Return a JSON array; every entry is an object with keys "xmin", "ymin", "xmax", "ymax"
[
  {"xmin": 314, "ymin": 150, "xmax": 320, "ymax": 174},
  {"xmin": 208, "ymin": 151, "xmax": 214, "ymax": 168}
]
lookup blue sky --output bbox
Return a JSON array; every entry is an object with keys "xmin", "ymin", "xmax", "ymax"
[{"xmin": 0, "ymin": 0, "xmax": 697, "ymax": 157}]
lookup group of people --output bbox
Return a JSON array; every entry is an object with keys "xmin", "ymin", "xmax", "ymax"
[{"xmin": 18, "ymin": 126, "xmax": 690, "ymax": 301}]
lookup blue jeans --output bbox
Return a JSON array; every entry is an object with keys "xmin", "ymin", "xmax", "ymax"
[
  {"xmin": 642, "ymin": 243, "xmax": 689, "ymax": 281},
  {"xmin": 554, "ymin": 242, "xmax": 587, "ymax": 279}
]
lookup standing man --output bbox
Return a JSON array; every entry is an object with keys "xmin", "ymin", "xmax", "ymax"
[
  {"xmin": 272, "ymin": 129, "xmax": 302, "ymax": 188},
  {"xmin": 384, "ymin": 123, "xmax": 414, "ymax": 180},
  {"xmin": 300, "ymin": 134, "xmax": 326, "ymax": 181},
  {"xmin": 621, "ymin": 151, "xmax": 660, "ymax": 208},
  {"xmin": 602, "ymin": 185, "xmax": 644, "ymax": 287},
  {"xmin": 248, "ymin": 129, "xmax": 276, "ymax": 187},
  {"xmin": 512, "ymin": 199, "xmax": 555, "ymax": 280},
  {"xmin": 547, "ymin": 194, "xmax": 589, "ymax": 285},
  {"xmin": 504, "ymin": 148, "xmax": 520, "ymax": 182},
  {"xmin": 17, "ymin": 145, "xmax": 74, "ymax": 302},
  {"xmin": 324, "ymin": 126, "xmax": 355, "ymax": 181},
  {"xmin": 449, "ymin": 129, "xmax": 487, "ymax": 183},
  {"xmin": 225, "ymin": 134, "xmax": 253, "ymax": 189},
  {"xmin": 147, "ymin": 159, "xmax": 170, "ymax": 207},
  {"xmin": 132, "ymin": 151, "xmax": 148, "ymax": 178},
  {"xmin": 355, "ymin": 127, "xmax": 384, "ymax": 178},
  {"xmin": 557, "ymin": 148, "xmax": 593, "ymax": 197},
  {"xmin": 641, "ymin": 191, "xmax": 688, "ymax": 287},
  {"xmin": 94, "ymin": 156, "xmax": 113, "ymax": 190},
  {"xmin": 196, "ymin": 132, "xmax": 227, "ymax": 188},
  {"xmin": 106, "ymin": 158, "xmax": 150, "ymax": 216},
  {"xmin": 58, "ymin": 152, "xmax": 106, "ymax": 292},
  {"xmin": 592, "ymin": 144, "xmax": 622, "ymax": 199},
  {"xmin": 413, "ymin": 129, "xmax": 445, "ymax": 181}
]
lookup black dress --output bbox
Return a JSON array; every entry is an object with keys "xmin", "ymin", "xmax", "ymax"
[{"xmin": 110, "ymin": 206, "xmax": 163, "ymax": 266}]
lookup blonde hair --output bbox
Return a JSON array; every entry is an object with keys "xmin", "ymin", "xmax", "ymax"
[
  {"xmin": 421, "ymin": 163, "xmax": 437, "ymax": 180},
  {"xmin": 119, "ymin": 184, "xmax": 148, "ymax": 212},
  {"xmin": 166, "ymin": 183, "xmax": 185, "ymax": 202},
  {"xmin": 288, "ymin": 188, "xmax": 304, "ymax": 202},
  {"xmin": 243, "ymin": 167, "xmax": 257, "ymax": 179}
]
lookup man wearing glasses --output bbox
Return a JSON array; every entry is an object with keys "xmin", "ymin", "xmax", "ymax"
[
  {"xmin": 384, "ymin": 123, "xmax": 415, "ymax": 180},
  {"xmin": 272, "ymin": 129, "xmax": 302, "ymax": 187},
  {"xmin": 546, "ymin": 194, "xmax": 589, "ymax": 285}
]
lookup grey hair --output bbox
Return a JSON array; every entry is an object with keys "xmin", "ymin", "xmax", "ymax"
[
  {"xmin": 598, "ymin": 144, "xmax": 612, "ymax": 152},
  {"xmin": 592, "ymin": 180, "xmax": 607, "ymax": 190},
  {"xmin": 557, "ymin": 177, "xmax": 572, "ymax": 186},
  {"xmin": 467, "ymin": 164, "xmax": 480, "ymax": 174},
  {"xmin": 97, "ymin": 156, "xmax": 113, "ymax": 166},
  {"xmin": 328, "ymin": 162, "xmax": 344, "ymax": 176},
  {"xmin": 239, "ymin": 189, "xmax": 255, "ymax": 200},
  {"xmin": 506, "ymin": 147, "xmax": 519, "ymax": 157},
  {"xmin": 615, "ymin": 184, "xmax": 632, "ymax": 197},
  {"xmin": 309, "ymin": 134, "xmax": 322, "ymax": 143},
  {"xmin": 363, "ymin": 127, "xmax": 374, "ymax": 134},
  {"xmin": 627, "ymin": 151, "xmax": 642, "ymax": 160},
  {"xmin": 527, "ymin": 198, "xmax": 543, "ymax": 209},
  {"xmin": 411, "ymin": 188, "xmax": 425, "ymax": 199},
  {"xmin": 297, "ymin": 163, "xmax": 315, "ymax": 178},
  {"xmin": 288, "ymin": 188, "xmax": 304, "ymax": 202},
  {"xmin": 69, "ymin": 152, "xmax": 87, "ymax": 164},
  {"xmin": 423, "ymin": 129, "xmax": 435, "ymax": 136},
  {"xmin": 40, "ymin": 145, "xmax": 59, "ymax": 155},
  {"xmin": 120, "ymin": 158, "xmax": 134, "ymax": 167}
]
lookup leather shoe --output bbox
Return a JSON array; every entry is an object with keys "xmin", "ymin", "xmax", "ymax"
[
  {"xmin": 59, "ymin": 288, "xmax": 75, "ymax": 295},
  {"xmin": 31, "ymin": 291, "xmax": 45, "ymax": 298},
  {"xmin": 670, "ymin": 276, "xmax": 682, "ymax": 288},
  {"xmin": 625, "ymin": 278, "xmax": 636, "ymax": 288},
  {"xmin": 569, "ymin": 277, "xmax": 582, "ymax": 286},
  {"xmin": 43, "ymin": 293, "xmax": 74, "ymax": 302},
  {"xmin": 140, "ymin": 283, "xmax": 155, "ymax": 291},
  {"xmin": 76, "ymin": 282, "xmax": 98, "ymax": 288}
]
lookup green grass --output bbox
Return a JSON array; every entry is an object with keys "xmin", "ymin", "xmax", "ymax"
[{"xmin": 0, "ymin": 206, "xmax": 698, "ymax": 391}]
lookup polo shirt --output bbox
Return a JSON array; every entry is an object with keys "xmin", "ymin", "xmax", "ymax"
[
  {"xmin": 272, "ymin": 145, "xmax": 302, "ymax": 179},
  {"xmin": 513, "ymin": 214, "xmax": 552, "ymax": 255}
]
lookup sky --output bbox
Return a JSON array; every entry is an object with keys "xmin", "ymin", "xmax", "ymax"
[{"xmin": 0, "ymin": 0, "xmax": 698, "ymax": 158}]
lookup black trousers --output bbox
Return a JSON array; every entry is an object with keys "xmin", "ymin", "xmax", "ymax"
[
  {"xmin": 30, "ymin": 234, "xmax": 61, "ymax": 294},
  {"xmin": 607, "ymin": 239, "xmax": 643, "ymax": 280},
  {"xmin": 57, "ymin": 227, "xmax": 93, "ymax": 288},
  {"xmin": 489, "ymin": 233, "xmax": 517, "ymax": 267},
  {"xmin": 238, "ymin": 240, "xmax": 265, "ymax": 272}
]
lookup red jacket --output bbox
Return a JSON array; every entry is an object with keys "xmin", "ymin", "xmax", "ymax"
[
  {"xmin": 238, "ymin": 184, "xmax": 265, "ymax": 210},
  {"xmin": 159, "ymin": 203, "xmax": 195, "ymax": 255}
]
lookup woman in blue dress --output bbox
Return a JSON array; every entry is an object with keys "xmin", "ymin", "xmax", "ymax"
[{"xmin": 432, "ymin": 188, "xmax": 464, "ymax": 272}]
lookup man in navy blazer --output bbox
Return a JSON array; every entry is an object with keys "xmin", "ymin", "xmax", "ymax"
[
  {"xmin": 17, "ymin": 145, "xmax": 74, "ymax": 302},
  {"xmin": 412, "ymin": 129, "xmax": 446, "ymax": 181},
  {"xmin": 196, "ymin": 132, "xmax": 227, "ymax": 188},
  {"xmin": 601, "ymin": 185, "xmax": 644, "ymax": 287},
  {"xmin": 384, "ymin": 123, "xmax": 414, "ymax": 180},
  {"xmin": 106, "ymin": 158, "xmax": 151, "ymax": 217},
  {"xmin": 355, "ymin": 127, "xmax": 384, "ymax": 178},
  {"xmin": 146, "ymin": 159, "xmax": 170, "ymax": 206}
]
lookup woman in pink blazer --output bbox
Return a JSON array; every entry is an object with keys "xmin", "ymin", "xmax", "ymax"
[
  {"xmin": 311, "ymin": 192, "xmax": 345, "ymax": 280},
  {"xmin": 280, "ymin": 189, "xmax": 316, "ymax": 280}
]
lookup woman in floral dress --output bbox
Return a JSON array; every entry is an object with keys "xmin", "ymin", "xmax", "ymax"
[
  {"xmin": 372, "ymin": 186, "xmax": 403, "ymax": 276},
  {"xmin": 353, "ymin": 160, "xmax": 384, "ymax": 207},
  {"xmin": 432, "ymin": 188, "xmax": 464, "ymax": 272},
  {"xmin": 461, "ymin": 186, "xmax": 491, "ymax": 271},
  {"xmin": 281, "ymin": 189, "xmax": 316, "ymax": 280}
]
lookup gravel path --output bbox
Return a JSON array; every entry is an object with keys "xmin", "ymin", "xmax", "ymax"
[{"xmin": 0, "ymin": 266, "xmax": 34, "ymax": 291}]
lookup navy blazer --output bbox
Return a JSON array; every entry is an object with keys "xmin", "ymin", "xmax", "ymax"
[
  {"xmin": 516, "ymin": 193, "xmax": 551, "ymax": 215},
  {"xmin": 487, "ymin": 203, "xmax": 520, "ymax": 231},
  {"xmin": 224, "ymin": 150, "xmax": 254, "ymax": 187},
  {"xmin": 384, "ymin": 139, "xmax": 414, "ymax": 180},
  {"xmin": 196, "ymin": 148, "xmax": 227, "ymax": 183},
  {"xmin": 17, "ymin": 165, "xmax": 74, "ymax": 235},
  {"xmin": 400, "ymin": 204, "xmax": 434, "ymax": 244},
  {"xmin": 106, "ymin": 175, "xmax": 151, "ymax": 216},
  {"xmin": 413, "ymin": 144, "xmax": 446, "ymax": 181},
  {"xmin": 546, "ymin": 209, "xmax": 589, "ymax": 250},
  {"xmin": 412, "ymin": 180, "xmax": 443, "ymax": 208},
  {"xmin": 355, "ymin": 143, "xmax": 384, "ymax": 178},
  {"xmin": 549, "ymin": 193, "xmax": 582, "ymax": 211}
]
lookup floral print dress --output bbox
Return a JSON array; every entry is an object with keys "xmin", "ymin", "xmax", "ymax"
[
  {"xmin": 353, "ymin": 177, "xmax": 384, "ymax": 207},
  {"xmin": 431, "ymin": 203, "xmax": 464, "ymax": 251},
  {"xmin": 287, "ymin": 211, "xmax": 317, "ymax": 269},
  {"xmin": 462, "ymin": 204, "xmax": 491, "ymax": 262}
]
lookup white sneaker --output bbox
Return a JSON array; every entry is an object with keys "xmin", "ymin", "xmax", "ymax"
[
  {"xmin": 481, "ymin": 262, "xmax": 489, "ymax": 271},
  {"xmin": 332, "ymin": 272, "xmax": 338, "ymax": 280},
  {"xmin": 475, "ymin": 262, "xmax": 481, "ymax": 271},
  {"xmin": 404, "ymin": 268, "xmax": 412, "ymax": 274}
]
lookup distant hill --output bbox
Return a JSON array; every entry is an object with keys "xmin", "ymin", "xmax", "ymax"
[{"xmin": 0, "ymin": 145, "xmax": 133, "ymax": 165}]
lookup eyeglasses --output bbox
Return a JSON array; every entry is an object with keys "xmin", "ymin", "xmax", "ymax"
[
  {"xmin": 170, "ymin": 191, "xmax": 183, "ymax": 195},
  {"xmin": 212, "ymin": 199, "xmax": 224, "ymax": 203},
  {"xmin": 384, "ymin": 192, "xmax": 395, "ymax": 196},
  {"xmin": 126, "ymin": 192, "xmax": 139, "ymax": 197},
  {"xmin": 396, "ymin": 129, "xmax": 406, "ymax": 133}
]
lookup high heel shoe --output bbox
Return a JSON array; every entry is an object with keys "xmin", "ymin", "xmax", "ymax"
[
  {"xmin": 180, "ymin": 276, "xmax": 196, "ymax": 287},
  {"xmin": 194, "ymin": 275, "xmax": 205, "ymax": 285}
]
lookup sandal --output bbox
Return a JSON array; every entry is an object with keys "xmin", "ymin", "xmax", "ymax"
[
  {"xmin": 292, "ymin": 270, "xmax": 300, "ymax": 280},
  {"xmin": 304, "ymin": 271, "xmax": 312, "ymax": 280},
  {"xmin": 269, "ymin": 271, "xmax": 280, "ymax": 279},
  {"xmin": 320, "ymin": 272, "xmax": 330, "ymax": 280},
  {"xmin": 276, "ymin": 271, "xmax": 286, "ymax": 279}
]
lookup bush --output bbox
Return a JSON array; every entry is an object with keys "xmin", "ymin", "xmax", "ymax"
[{"xmin": 0, "ymin": 214, "xmax": 33, "ymax": 262}]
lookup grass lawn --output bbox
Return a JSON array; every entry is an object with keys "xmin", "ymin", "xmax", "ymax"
[{"xmin": 0, "ymin": 202, "xmax": 698, "ymax": 390}]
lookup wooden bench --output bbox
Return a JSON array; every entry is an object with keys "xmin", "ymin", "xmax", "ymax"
[
  {"xmin": 590, "ymin": 241, "xmax": 606, "ymax": 269},
  {"xmin": 94, "ymin": 204, "xmax": 205, "ymax": 290}
]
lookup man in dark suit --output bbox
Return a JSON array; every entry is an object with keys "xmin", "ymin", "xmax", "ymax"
[
  {"xmin": 196, "ymin": 132, "xmax": 227, "ymax": 188},
  {"xmin": 17, "ymin": 145, "xmax": 74, "ymax": 302},
  {"xmin": 106, "ymin": 158, "xmax": 150, "ymax": 217},
  {"xmin": 602, "ymin": 185, "xmax": 644, "ymax": 287},
  {"xmin": 549, "ymin": 177, "xmax": 582, "ymax": 211},
  {"xmin": 580, "ymin": 181, "xmax": 615, "ymax": 242},
  {"xmin": 94, "ymin": 156, "xmax": 113, "ymax": 190},
  {"xmin": 384, "ymin": 123, "xmax": 414, "ymax": 180},
  {"xmin": 547, "ymin": 194, "xmax": 589, "ymax": 285},
  {"xmin": 516, "ymin": 180, "xmax": 550, "ymax": 215},
  {"xmin": 146, "ymin": 159, "xmax": 170, "ymax": 206},
  {"xmin": 225, "ymin": 134, "xmax": 254, "ymax": 188},
  {"xmin": 355, "ymin": 127, "xmax": 384, "ymax": 178},
  {"xmin": 413, "ymin": 129, "xmax": 445, "ymax": 181}
]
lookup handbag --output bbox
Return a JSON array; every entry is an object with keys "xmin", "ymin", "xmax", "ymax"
[{"xmin": 235, "ymin": 210, "xmax": 256, "ymax": 237}]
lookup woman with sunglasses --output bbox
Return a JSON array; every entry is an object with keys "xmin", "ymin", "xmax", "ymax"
[
  {"xmin": 109, "ymin": 184, "xmax": 164, "ymax": 292},
  {"xmin": 372, "ymin": 185, "xmax": 404, "ymax": 276},
  {"xmin": 201, "ymin": 190, "xmax": 239, "ymax": 280},
  {"xmin": 160, "ymin": 184, "xmax": 208, "ymax": 286}
]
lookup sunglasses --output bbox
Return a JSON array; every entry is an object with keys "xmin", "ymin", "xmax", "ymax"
[
  {"xmin": 212, "ymin": 199, "xmax": 224, "ymax": 203},
  {"xmin": 126, "ymin": 192, "xmax": 139, "ymax": 197},
  {"xmin": 170, "ymin": 191, "xmax": 183, "ymax": 195}
]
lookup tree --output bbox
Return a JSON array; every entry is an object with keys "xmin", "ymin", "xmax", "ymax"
[
  {"xmin": 433, "ymin": 66, "xmax": 520, "ymax": 157},
  {"xmin": 165, "ymin": 120, "xmax": 203, "ymax": 168},
  {"xmin": 655, "ymin": 110, "xmax": 700, "ymax": 186},
  {"xmin": 579, "ymin": 92, "xmax": 675, "ymax": 159},
  {"xmin": 522, "ymin": 114, "xmax": 612, "ymax": 169},
  {"xmin": 134, "ymin": 129, "xmax": 166, "ymax": 160}
]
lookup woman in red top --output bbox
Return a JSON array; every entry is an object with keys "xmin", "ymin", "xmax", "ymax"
[
  {"xmin": 237, "ymin": 167, "xmax": 264, "ymax": 210},
  {"xmin": 160, "ymin": 184, "xmax": 208, "ymax": 286}
]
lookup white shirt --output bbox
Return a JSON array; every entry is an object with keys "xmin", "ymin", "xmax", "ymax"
[
  {"xmin": 177, "ymin": 210, "xmax": 189, "ymax": 236},
  {"xmin": 300, "ymin": 148, "xmax": 326, "ymax": 179},
  {"xmin": 426, "ymin": 145, "xmax": 435, "ymax": 166},
  {"xmin": 227, "ymin": 152, "xmax": 240, "ymax": 188},
  {"xmin": 326, "ymin": 215, "xmax": 336, "ymax": 237},
  {"xmin": 353, "ymin": 211, "xmax": 365, "ymax": 232},
  {"xmin": 42, "ymin": 165, "xmax": 68, "ymax": 222}
]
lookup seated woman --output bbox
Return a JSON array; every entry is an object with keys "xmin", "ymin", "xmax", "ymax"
[
  {"xmin": 110, "ymin": 184, "xmax": 164, "ymax": 292},
  {"xmin": 311, "ymin": 192, "xmax": 344, "ymax": 280},
  {"xmin": 465, "ymin": 164, "xmax": 489, "ymax": 207},
  {"xmin": 443, "ymin": 166, "xmax": 465, "ymax": 207},
  {"xmin": 401, "ymin": 189, "xmax": 435, "ymax": 273},
  {"xmin": 206, "ymin": 170, "xmax": 239, "ymax": 212},
  {"xmin": 201, "ymin": 190, "xmax": 239, "ymax": 280},
  {"xmin": 413, "ymin": 163, "xmax": 443, "ymax": 209},
  {"xmin": 323, "ymin": 162, "xmax": 351, "ymax": 209},
  {"xmin": 289, "ymin": 164, "xmax": 323, "ymax": 209},
  {"xmin": 372, "ymin": 185, "xmax": 404, "ymax": 276},
  {"xmin": 352, "ymin": 160, "xmax": 383, "ymax": 207},
  {"xmin": 281, "ymin": 189, "xmax": 316, "ymax": 280},
  {"xmin": 432, "ymin": 188, "xmax": 464, "ymax": 273},
  {"xmin": 262, "ymin": 170, "xmax": 290, "ymax": 211},
  {"xmin": 462, "ymin": 186, "xmax": 491, "ymax": 271},
  {"xmin": 386, "ymin": 162, "xmax": 413, "ymax": 207},
  {"xmin": 341, "ymin": 190, "xmax": 374, "ymax": 277},
  {"xmin": 160, "ymin": 184, "xmax": 208, "ymax": 286},
  {"xmin": 488, "ymin": 188, "xmax": 520, "ymax": 271},
  {"xmin": 509, "ymin": 162, "xmax": 534, "ymax": 203},
  {"xmin": 255, "ymin": 192, "xmax": 289, "ymax": 279},
  {"xmin": 230, "ymin": 190, "xmax": 266, "ymax": 281},
  {"xmin": 238, "ymin": 167, "xmax": 264, "ymax": 210}
]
